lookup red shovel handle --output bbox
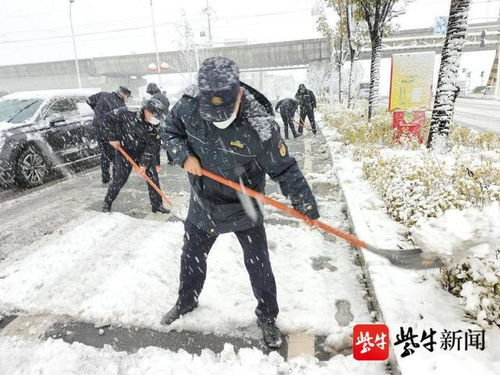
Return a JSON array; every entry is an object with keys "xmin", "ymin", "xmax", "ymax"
[
  {"xmin": 200, "ymin": 168, "xmax": 368, "ymax": 250},
  {"xmin": 113, "ymin": 144, "xmax": 173, "ymax": 208},
  {"xmin": 110, "ymin": 143, "xmax": 367, "ymax": 249}
]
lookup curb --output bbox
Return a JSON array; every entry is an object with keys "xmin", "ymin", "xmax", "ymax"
[{"xmin": 337, "ymin": 171, "xmax": 402, "ymax": 375}]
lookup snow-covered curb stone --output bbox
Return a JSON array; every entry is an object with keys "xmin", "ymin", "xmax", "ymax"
[{"xmin": 322, "ymin": 125, "xmax": 500, "ymax": 375}]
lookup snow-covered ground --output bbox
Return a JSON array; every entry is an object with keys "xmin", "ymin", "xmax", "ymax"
[
  {"xmin": 0, "ymin": 337, "xmax": 383, "ymax": 375},
  {"xmin": 0, "ymin": 131, "xmax": 389, "ymax": 374},
  {"xmin": 0, "ymin": 212, "xmax": 369, "ymax": 336},
  {"xmin": 321, "ymin": 119, "xmax": 500, "ymax": 375}
]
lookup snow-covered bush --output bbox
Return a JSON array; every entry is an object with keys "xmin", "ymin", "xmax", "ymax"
[
  {"xmin": 441, "ymin": 257, "xmax": 500, "ymax": 327},
  {"xmin": 413, "ymin": 204, "xmax": 499, "ymax": 327},
  {"xmin": 322, "ymin": 106, "xmax": 500, "ymax": 326}
]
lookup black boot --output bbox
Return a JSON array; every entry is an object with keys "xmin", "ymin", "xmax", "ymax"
[
  {"xmin": 160, "ymin": 302, "xmax": 198, "ymax": 325},
  {"xmin": 257, "ymin": 319, "xmax": 282, "ymax": 349},
  {"xmin": 102, "ymin": 201, "xmax": 111, "ymax": 213},
  {"xmin": 152, "ymin": 205, "xmax": 171, "ymax": 214}
]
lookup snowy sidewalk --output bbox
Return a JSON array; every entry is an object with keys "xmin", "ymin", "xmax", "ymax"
[{"xmin": 0, "ymin": 132, "xmax": 387, "ymax": 374}]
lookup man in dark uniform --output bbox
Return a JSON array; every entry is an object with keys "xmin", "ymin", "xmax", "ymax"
[
  {"xmin": 295, "ymin": 83, "xmax": 317, "ymax": 135},
  {"xmin": 102, "ymin": 99, "xmax": 170, "ymax": 214},
  {"xmin": 146, "ymin": 82, "xmax": 174, "ymax": 164},
  {"xmin": 87, "ymin": 86, "xmax": 131, "ymax": 183},
  {"xmin": 159, "ymin": 57, "xmax": 319, "ymax": 349},
  {"xmin": 146, "ymin": 82, "xmax": 170, "ymax": 115},
  {"xmin": 275, "ymin": 97, "xmax": 300, "ymax": 140}
]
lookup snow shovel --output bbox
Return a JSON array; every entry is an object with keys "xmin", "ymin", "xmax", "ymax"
[
  {"xmin": 113, "ymin": 144, "xmax": 173, "ymax": 208},
  {"xmin": 200, "ymin": 169, "xmax": 445, "ymax": 270},
  {"xmin": 113, "ymin": 144, "xmax": 443, "ymax": 270}
]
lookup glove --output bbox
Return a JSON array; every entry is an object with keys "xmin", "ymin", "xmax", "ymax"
[
  {"xmin": 302, "ymin": 203, "xmax": 320, "ymax": 220},
  {"xmin": 292, "ymin": 196, "xmax": 320, "ymax": 220}
]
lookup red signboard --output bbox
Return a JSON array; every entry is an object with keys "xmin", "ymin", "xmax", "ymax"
[{"xmin": 392, "ymin": 111, "xmax": 425, "ymax": 143}]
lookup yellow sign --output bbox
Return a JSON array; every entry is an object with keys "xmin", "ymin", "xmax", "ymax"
[{"xmin": 389, "ymin": 52, "xmax": 435, "ymax": 111}]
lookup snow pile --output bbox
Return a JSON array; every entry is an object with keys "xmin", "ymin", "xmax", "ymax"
[
  {"xmin": 0, "ymin": 337, "xmax": 384, "ymax": 375},
  {"xmin": 413, "ymin": 204, "xmax": 500, "ymax": 327},
  {"xmin": 412, "ymin": 203, "xmax": 500, "ymax": 261}
]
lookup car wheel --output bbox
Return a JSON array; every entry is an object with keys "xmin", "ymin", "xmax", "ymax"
[{"xmin": 14, "ymin": 145, "xmax": 50, "ymax": 188}]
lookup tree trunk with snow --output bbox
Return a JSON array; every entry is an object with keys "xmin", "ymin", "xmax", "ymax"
[
  {"xmin": 346, "ymin": 3, "xmax": 356, "ymax": 109},
  {"xmin": 368, "ymin": 33, "xmax": 382, "ymax": 120},
  {"xmin": 427, "ymin": 0, "xmax": 471, "ymax": 148}
]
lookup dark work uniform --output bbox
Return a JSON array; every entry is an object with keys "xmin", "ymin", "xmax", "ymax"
[
  {"xmin": 148, "ymin": 89, "xmax": 173, "ymax": 164},
  {"xmin": 275, "ymin": 98, "xmax": 299, "ymax": 139},
  {"xmin": 161, "ymin": 86, "xmax": 319, "ymax": 323},
  {"xmin": 103, "ymin": 107, "xmax": 163, "ymax": 209},
  {"xmin": 295, "ymin": 87, "xmax": 317, "ymax": 134},
  {"xmin": 87, "ymin": 91, "xmax": 126, "ymax": 182}
]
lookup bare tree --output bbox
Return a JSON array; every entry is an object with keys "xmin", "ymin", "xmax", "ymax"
[
  {"xmin": 315, "ymin": 0, "xmax": 368, "ymax": 107},
  {"xmin": 354, "ymin": 0, "xmax": 407, "ymax": 119},
  {"xmin": 427, "ymin": 0, "xmax": 471, "ymax": 148}
]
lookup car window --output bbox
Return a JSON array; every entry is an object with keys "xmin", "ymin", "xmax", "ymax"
[
  {"xmin": 75, "ymin": 97, "xmax": 93, "ymax": 117},
  {"xmin": 44, "ymin": 99, "xmax": 78, "ymax": 120},
  {"xmin": 0, "ymin": 99, "xmax": 43, "ymax": 123}
]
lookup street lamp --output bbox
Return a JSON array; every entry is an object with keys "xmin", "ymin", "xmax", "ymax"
[
  {"xmin": 149, "ymin": 0, "xmax": 162, "ymax": 86},
  {"xmin": 69, "ymin": 0, "xmax": 82, "ymax": 88}
]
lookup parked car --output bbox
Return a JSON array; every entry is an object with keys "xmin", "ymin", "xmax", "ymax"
[{"xmin": 0, "ymin": 88, "xmax": 101, "ymax": 187}]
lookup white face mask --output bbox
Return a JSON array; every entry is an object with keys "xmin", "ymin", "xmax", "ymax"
[
  {"xmin": 212, "ymin": 110, "xmax": 237, "ymax": 129},
  {"xmin": 148, "ymin": 116, "xmax": 161, "ymax": 125}
]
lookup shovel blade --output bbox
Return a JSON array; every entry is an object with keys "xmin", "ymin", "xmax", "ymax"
[{"xmin": 367, "ymin": 246, "xmax": 445, "ymax": 270}]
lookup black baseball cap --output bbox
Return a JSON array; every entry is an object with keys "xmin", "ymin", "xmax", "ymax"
[
  {"xmin": 143, "ymin": 99, "xmax": 165, "ymax": 120},
  {"xmin": 118, "ymin": 86, "xmax": 132, "ymax": 97},
  {"xmin": 197, "ymin": 57, "xmax": 240, "ymax": 122}
]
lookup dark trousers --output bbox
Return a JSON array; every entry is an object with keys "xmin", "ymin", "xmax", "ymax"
[
  {"xmin": 99, "ymin": 141, "xmax": 115, "ymax": 182},
  {"xmin": 298, "ymin": 107, "xmax": 317, "ymax": 134},
  {"xmin": 280, "ymin": 112, "xmax": 298, "ymax": 139},
  {"xmin": 177, "ymin": 221, "xmax": 279, "ymax": 323},
  {"xmin": 104, "ymin": 150, "xmax": 162, "ymax": 209},
  {"xmin": 166, "ymin": 151, "xmax": 174, "ymax": 164}
]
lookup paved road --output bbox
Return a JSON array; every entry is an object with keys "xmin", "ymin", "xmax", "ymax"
[{"xmin": 454, "ymin": 98, "xmax": 500, "ymax": 134}]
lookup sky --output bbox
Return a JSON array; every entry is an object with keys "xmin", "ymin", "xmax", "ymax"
[
  {"xmin": 0, "ymin": 0, "xmax": 498, "ymax": 65},
  {"xmin": 0, "ymin": 0, "xmax": 498, "ymax": 96}
]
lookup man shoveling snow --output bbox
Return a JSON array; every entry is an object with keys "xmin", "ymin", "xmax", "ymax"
[{"xmin": 159, "ymin": 57, "xmax": 320, "ymax": 349}]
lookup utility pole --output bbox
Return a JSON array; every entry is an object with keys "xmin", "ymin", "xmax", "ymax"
[
  {"xmin": 495, "ymin": 6, "xmax": 500, "ymax": 97},
  {"xmin": 149, "ymin": 0, "xmax": 162, "ymax": 86},
  {"xmin": 69, "ymin": 0, "xmax": 82, "ymax": 88},
  {"xmin": 202, "ymin": 0, "xmax": 213, "ymax": 45}
]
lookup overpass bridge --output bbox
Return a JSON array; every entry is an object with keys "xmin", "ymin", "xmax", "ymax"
[{"xmin": 0, "ymin": 22, "xmax": 498, "ymax": 93}]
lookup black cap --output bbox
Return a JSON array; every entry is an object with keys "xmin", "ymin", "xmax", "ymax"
[
  {"xmin": 143, "ymin": 99, "xmax": 165, "ymax": 120},
  {"xmin": 118, "ymin": 86, "xmax": 132, "ymax": 96},
  {"xmin": 197, "ymin": 57, "xmax": 240, "ymax": 122},
  {"xmin": 146, "ymin": 82, "xmax": 160, "ymax": 95}
]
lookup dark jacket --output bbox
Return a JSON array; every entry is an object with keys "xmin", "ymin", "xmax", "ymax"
[
  {"xmin": 161, "ymin": 85, "xmax": 319, "ymax": 234},
  {"xmin": 149, "ymin": 90, "xmax": 170, "ymax": 116},
  {"xmin": 275, "ymin": 98, "xmax": 299, "ymax": 117},
  {"xmin": 87, "ymin": 91, "xmax": 126, "ymax": 139},
  {"xmin": 295, "ymin": 88, "xmax": 316, "ymax": 110},
  {"xmin": 103, "ymin": 107, "xmax": 161, "ymax": 167}
]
